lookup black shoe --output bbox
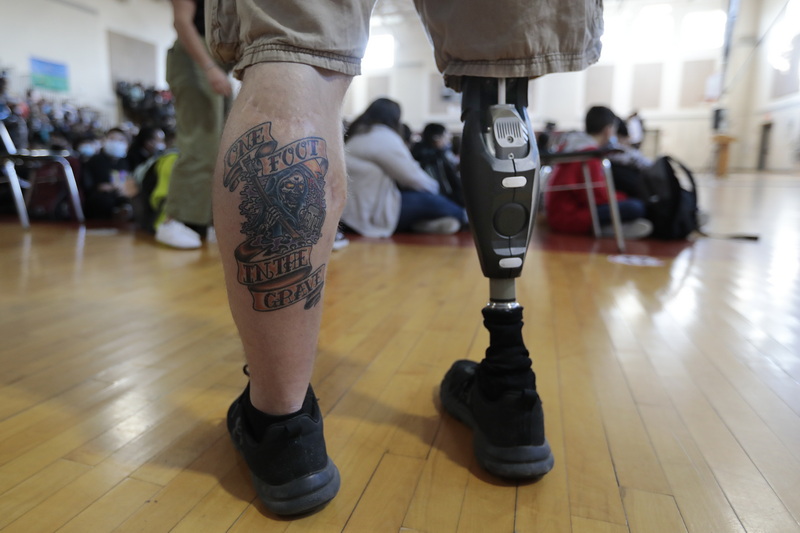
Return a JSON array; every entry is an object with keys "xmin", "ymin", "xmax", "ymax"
[
  {"xmin": 227, "ymin": 384, "xmax": 340, "ymax": 516},
  {"xmin": 440, "ymin": 359, "xmax": 554, "ymax": 479}
]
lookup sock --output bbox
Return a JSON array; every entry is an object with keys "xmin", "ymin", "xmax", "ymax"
[
  {"xmin": 242, "ymin": 385, "xmax": 305, "ymax": 440},
  {"xmin": 477, "ymin": 306, "xmax": 536, "ymax": 399}
]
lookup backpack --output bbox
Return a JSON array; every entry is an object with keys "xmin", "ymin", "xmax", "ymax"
[{"xmin": 640, "ymin": 155, "xmax": 699, "ymax": 240}]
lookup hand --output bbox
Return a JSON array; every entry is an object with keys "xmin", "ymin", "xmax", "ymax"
[
  {"xmin": 206, "ymin": 65, "xmax": 232, "ymax": 97},
  {"xmin": 265, "ymin": 205, "xmax": 281, "ymax": 229}
]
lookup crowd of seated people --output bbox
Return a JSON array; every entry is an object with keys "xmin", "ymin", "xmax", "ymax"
[
  {"xmin": 5, "ymin": 79, "xmax": 692, "ymax": 246},
  {"xmin": 78, "ymin": 126, "xmax": 171, "ymax": 222},
  {"xmin": 0, "ymin": 74, "xmax": 181, "ymax": 229}
]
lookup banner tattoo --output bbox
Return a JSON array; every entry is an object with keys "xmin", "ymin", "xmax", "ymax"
[{"xmin": 223, "ymin": 122, "xmax": 328, "ymax": 311}]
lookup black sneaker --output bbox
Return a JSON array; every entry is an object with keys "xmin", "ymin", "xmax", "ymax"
[
  {"xmin": 440, "ymin": 359, "xmax": 554, "ymax": 479},
  {"xmin": 227, "ymin": 384, "xmax": 340, "ymax": 516}
]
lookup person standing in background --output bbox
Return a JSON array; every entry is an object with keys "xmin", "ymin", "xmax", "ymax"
[
  {"xmin": 157, "ymin": 0, "xmax": 232, "ymax": 249},
  {"xmin": 207, "ymin": 0, "xmax": 604, "ymax": 516}
]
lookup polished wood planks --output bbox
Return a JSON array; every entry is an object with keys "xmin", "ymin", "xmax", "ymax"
[{"xmin": 1, "ymin": 171, "xmax": 799, "ymax": 532}]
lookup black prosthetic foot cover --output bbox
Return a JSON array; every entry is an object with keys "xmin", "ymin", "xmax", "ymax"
[
  {"xmin": 440, "ymin": 306, "xmax": 553, "ymax": 479},
  {"xmin": 440, "ymin": 359, "xmax": 554, "ymax": 479}
]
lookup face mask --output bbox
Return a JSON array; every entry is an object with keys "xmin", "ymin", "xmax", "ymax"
[
  {"xmin": 78, "ymin": 144, "xmax": 97, "ymax": 158},
  {"xmin": 608, "ymin": 135, "xmax": 619, "ymax": 146},
  {"xmin": 104, "ymin": 140, "xmax": 128, "ymax": 159},
  {"xmin": 154, "ymin": 142, "xmax": 166, "ymax": 153}
]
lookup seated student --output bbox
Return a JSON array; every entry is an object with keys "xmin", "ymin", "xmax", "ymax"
[
  {"xmin": 608, "ymin": 118, "xmax": 710, "ymax": 230},
  {"xmin": 131, "ymin": 144, "xmax": 180, "ymax": 234},
  {"xmin": 126, "ymin": 126, "xmax": 166, "ymax": 172},
  {"xmin": 411, "ymin": 122, "xmax": 465, "ymax": 207},
  {"xmin": 400, "ymin": 123, "xmax": 415, "ymax": 149},
  {"xmin": 74, "ymin": 134, "xmax": 101, "ymax": 162},
  {"xmin": 81, "ymin": 127, "xmax": 133, "ymax": 221},
  {"xmin": 606, "ymin": 118, "xmax": 653, "ymax": 200},
  {"xmin": 536, "ymin": 121, "xmax": 557, "ymax": 153},
  {"xmin": 544, "ymin": 106, "xmax": 652, "ymax": 239},
  {"xmin": 341, "ymin": 98, "xmax": 467, "ymax": 237},
  {"xmin": 626, "ymin": 111, "xmax": 645, "ymax": 149}
]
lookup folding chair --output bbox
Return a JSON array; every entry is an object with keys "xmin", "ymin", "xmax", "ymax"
[{"xmin": 0, "ymin": 119, "xmax": 85, "ymax": 228}]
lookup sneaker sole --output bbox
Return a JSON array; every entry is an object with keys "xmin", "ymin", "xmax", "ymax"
[
  {"xmin": 154, "ymin": 235, "xmax": 202, "ymax": 249},
  {"xmin": 249, "ymin": 458, "xmax": 340, "ymax": 516},
  {"xmin": 230, "ymin": 433, "xmax": 341, "ymax": 516},
  {"xmin": 440, "ymin": 387, "xmax": 555, "ymax": 479}
]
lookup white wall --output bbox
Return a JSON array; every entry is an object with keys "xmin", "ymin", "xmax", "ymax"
[
  {"xmin": 530, "ymin": 72, "xmax": 588, "ymax": 132},
  {"xmin": 0, "ymin": 0, "xmax": 175, "ymax": 126}
]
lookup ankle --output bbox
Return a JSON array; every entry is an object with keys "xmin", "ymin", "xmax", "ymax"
[
  {"xmin": 243, "ymin": 385, "xmax": 310, "ymax": 439},
  {"xmin": 248, "ymin": 383, "xmax": 307, "ymax": 415}
]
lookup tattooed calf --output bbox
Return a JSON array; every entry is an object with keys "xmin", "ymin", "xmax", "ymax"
[{"xmin": 223, "ymin": 122, "xmax": 328, "ymax": 311}]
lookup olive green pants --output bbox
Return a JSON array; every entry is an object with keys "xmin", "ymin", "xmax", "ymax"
[{"xmin": 164, "ymin": 40, "xmax": 225, "ymax": 226}]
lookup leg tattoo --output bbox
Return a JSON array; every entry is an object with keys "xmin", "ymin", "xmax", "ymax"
[{"xmin": 223, "ymin": 122, "xmax": 329, "ymax": 311}]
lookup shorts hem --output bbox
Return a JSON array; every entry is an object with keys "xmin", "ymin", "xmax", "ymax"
[
  {"xmin": 234, "ymin": 43, "xmax": 362, "ymax": 79},
  {"xmin": 441, "ymin": 51, "xmax": 601, "ymax": 89}
]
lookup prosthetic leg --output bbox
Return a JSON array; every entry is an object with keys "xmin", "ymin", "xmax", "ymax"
[
  {"xmin": 440, "ymin": 77, "xmax": 553, "ymax": 479},
  {"xmin": 460, "ymin": 76, "xmax": 538, "ymax": 293}
]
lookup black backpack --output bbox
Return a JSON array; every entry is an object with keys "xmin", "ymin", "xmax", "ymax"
[{"xmin": 640, "ymin": 155, "xmax": 699, "ymax": 240}]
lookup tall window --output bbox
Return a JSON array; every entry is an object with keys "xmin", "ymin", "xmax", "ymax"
[
  {"xmin": 769, "ymin": 0, "xmax": 800, "ymax": 97},
  {"xmin": 679, "ymin": 10, "xmax": 727, "ymax": 52},
  {"xmin": 769, "ymin": 0, "xmax": 800, "ymax": 73},
  {"xmin": 363, "ymin": 34, "xmax": 395, "ymax": 71},
  {"xmin": 630, "ymin": 4, "xmax": 675, "ymax": 60}
]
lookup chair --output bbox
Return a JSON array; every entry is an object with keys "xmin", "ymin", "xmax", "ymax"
[
  {"xmin": 539, "ymin": 148, "xmax": 626, "ymax": 253},
  {"xmin": 0, "ymin": 119, "xmax": 85, "ymax": 228}
]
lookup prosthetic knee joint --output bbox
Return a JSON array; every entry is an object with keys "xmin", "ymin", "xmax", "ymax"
[{"xmin": 460, "ymin": 77, "xmax": 539, "ymax": 307}]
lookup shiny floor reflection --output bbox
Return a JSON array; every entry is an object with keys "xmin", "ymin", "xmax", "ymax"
[{"xmin": 0, "ymin": 170, "xmax": 798, "ymax": 532}]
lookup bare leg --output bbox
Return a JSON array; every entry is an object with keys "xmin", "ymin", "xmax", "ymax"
[{"xmin": 214, "ymin": 63, "xmax": 351, "ymax": 415}]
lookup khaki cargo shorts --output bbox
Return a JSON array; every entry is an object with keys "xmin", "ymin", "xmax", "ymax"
[{"xmin": 206, "ymin": 0, "xmax": 603, "ymax": 88}]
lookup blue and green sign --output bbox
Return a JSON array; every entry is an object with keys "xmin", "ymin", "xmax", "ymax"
[{"xmin": 30, "ymin": 57, "xmax": 69, "ymax": 92}]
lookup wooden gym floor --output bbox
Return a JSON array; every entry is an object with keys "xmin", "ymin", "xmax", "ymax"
[{"xmin": 0, "ymin": 171, "xmax": 799, "ymax": 532}]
